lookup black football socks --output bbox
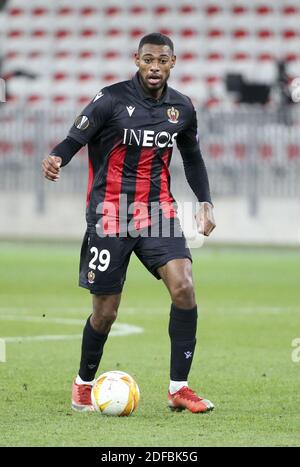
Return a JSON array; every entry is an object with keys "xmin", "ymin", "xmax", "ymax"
[
  {"xmin": 78, "ymin": 315, "xmax": 108, "ymax": 382},
  {"xmin": 168, "ymin": 304, "xmax": 198, "ymax": 381}
]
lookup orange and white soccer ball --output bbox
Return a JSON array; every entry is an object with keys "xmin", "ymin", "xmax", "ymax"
[{"xmin": 91, "ymin": 371, "xmax": 140, "ymax": 416}]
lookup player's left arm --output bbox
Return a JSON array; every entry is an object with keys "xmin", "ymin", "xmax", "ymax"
[{"xmin": 177, "ymin": 104, "xmax": 216, "ymax": 237}]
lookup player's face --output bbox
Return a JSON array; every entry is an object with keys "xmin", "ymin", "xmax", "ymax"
[{"xmin": 135, "ymin": 44, "xmax": 176, "ymax": 98}]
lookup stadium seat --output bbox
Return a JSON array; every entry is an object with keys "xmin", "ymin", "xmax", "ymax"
[
  {"xmin": 259, "ymin": 144, "xmax": 273, "ymax": 159},
  {"xmin": 233, "ymin": 143, "xmax": 247, "ymax": 159},
  {"xmin": 287, "ymin": 144, "xmax": 300, "ymax": 160},
  {"xmin": 1, "ymin": 0, "xmax": 300, "ymax": 110},
  {"xmin": 207, "ymin": 142, "xmax": 225, "ymax": 159}
]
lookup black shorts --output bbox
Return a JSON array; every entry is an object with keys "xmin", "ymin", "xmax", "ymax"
[{"xmin": 79, "ymin": 220, "xmax": 192, "ymax": 295}]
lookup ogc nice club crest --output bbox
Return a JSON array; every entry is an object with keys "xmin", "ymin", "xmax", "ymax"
[{"xmin": 167, "ymin": 107, "xmax": 179, "ymax": 124}]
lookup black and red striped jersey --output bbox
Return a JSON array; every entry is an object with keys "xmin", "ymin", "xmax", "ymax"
[{"xmin": 68, "ymin": 72, "xmax": 200, "ymax": 233}]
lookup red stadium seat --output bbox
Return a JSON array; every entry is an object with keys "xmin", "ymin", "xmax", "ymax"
[
  {"xmin": 207, "ymin": 29, "xmax": 224, "ymax": 38},
  {"xmin": 159, "ymin": 28, "xmax": 173, "ymax": 36},
  {"xmin": 8, "ymin": 8, "xmax": 24, "ymax": 16},
  {"xmin": 22, "ymin": 140, "xmax": 35, "ymax": 157},
  {"xmin": 32, "ymin": 29, "xmax": 48, "ymax": 37},
  {"xmin": 80, "ymin": 7, "xmax": 98, "ymax": 16},
  {"xmin": 57, "ymin": 7, "xmax": 74, "ymax": 16},
  {"xmin": 55, "ymin": 30, "xmax": 72, "ymax": 39},
  {"xmin": 102, "ymin": 73, "xmax": 119, "ymax": 83},
  {"xmin": 204, "ymin": 75, "xmax": 221, "ymax": 84},
  {"xmin": 27, "ymin": 94, "xmax": 42, "ymax": 103},
  {"xmin": 103, "ymin": 50, "xmax": 121, "ymax": 59},
  {"xmin": 0, "ymin": 141, "xmax": 13, "ymax": 155},
  {"xmin": 179, "ymin": 5, "xmax": 196, "ymax": 14},
  {"xmin": 282, "ymin": 6, "xmax": 298, "ymax": 15},
  {"xmin": 233, "ymin": 29, "xmax": 249, "ymax": 38},
  {"xmin": 282, "ymin": 30, "xmax": 298, "ymax": 39},
  {"xmin": 6, "ymin": 95, "xmax": 19, "ymax": 104},
  {"xmin": 205, "ymin": 5, "xmax": 222, "ymax": 15},
  {"xmin": 231, "ymin": 6, "xmax": 248, "ymax": 15},
  {"xmin": 255, "ymin": 5, "xmax": 273, "ymax": 15},
  {"xmin": 234, "ymin": 144, "xmax": 246, "ymax": 159},
  {"xmin": 79, "ymin": 51, "xmax": 96, "ymax": 59},
  {"xmin": 28, "ymin": 50, "xmax": 43, "ymax": 58},
  {"xmin": 52, "ymin": 95, "xmax": 69, "ymax": 104},
  {"xmin": 180, "ymin": 29, "xmax": 198, "ymax": 37},
  {"xmin": 130, "ymin": 29, "xmax": 145, "ymax": 38},
  {"xmin": 260, "ymin": 144, "xmax": 273, "ymax": 159},
  {"xmin": 77, "ymin": 96, "xmax": 91, "ymax": 106},
  {"xmin": 284, "ymin": 53, "xmax": 299, "ymax": 62},
  {"xmin": 104, "ymin": 6, "xmax": 122, "ymax": 16},
  {"xmin": 208, "ymin": 143, "xmax": 224, "ymax": 158},
  {"xmin": 129, "ymin": 6, "xmax": 147, "ymax": 15},
  {"xmin": 232, "ymin": 52, "xmax": 250, "ymax": 61},
  {"xmin": 106, "ymin": 28, "xmax": 122, "ymax": 37},
  {"xmin": 180, "ymin": 52, "xmax": 199, "ymax": 61},
  {"xmin": 257, "ymin": 29, "xmax": 273, "ymax": 39},
  {"xmin": 154, "ymin": 6, "xmax": 170, "ymax": 15},
  {"xmin": 207, "ymin": 52, "xmax": 224, "ymax": 61},
  {"xmin": 53, "ymin": 72, "xmax": 69, "ymax": 81},
  {"xmin": 32, "ymin": 7, "xmax": 48, "ymax": 16},
  {"xmin": 287, "ymin": 145, "xmax": 300, "ymax": 160},
  {"xmin": 7, "ymin": 30, "xmax": 24, "ymax": 38},
  {"xmin": 179, "ymin": 75, "xmax": 195, "ymax": 84},
  {"xmin": 5, "ymin": 51, "xmax": 21, "ymax": 59},
  {"xmin": 78, "ymin": 73, "xmax": 94, "ymax": 81},
  {"xmin": 257, "ymin": 53, "xmax": 274, "ymax": 61},
  {"xmin": 80, "ymin": 29, "xmax": 97, "ymax": 37},
  {"xmin": 55, "ymin": 50, "xmax": 72, "ymax": 59}
]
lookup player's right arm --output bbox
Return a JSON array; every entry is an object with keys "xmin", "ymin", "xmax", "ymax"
[
  {"xmin": 42, "ymin": 88, "xmax": 113, "ymax": 182},
  {"xmin": 42, "ymin": 137, "xmax": 82, "ymax": 181}
]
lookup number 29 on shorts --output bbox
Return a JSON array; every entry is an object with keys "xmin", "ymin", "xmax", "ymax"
[{"xmin": 89, "ymin": 247, "xmax": 111, "ymax": 272}]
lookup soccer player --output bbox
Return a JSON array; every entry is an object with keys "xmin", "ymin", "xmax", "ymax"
[{"xmin": 42, "ymin": 33, "xmax": 216, "ymax": 414}]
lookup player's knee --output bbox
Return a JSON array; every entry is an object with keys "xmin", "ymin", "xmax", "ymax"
[
  {"xmin": 171, "ymin": 278, "xmax": 195, "ymax": 308},
  {"xmin": 92, "ymin": 296, "xmax": 119, "ymax": 332},
  {"xmin": 91, "ymin": 308, "xmax": 118, "ymax": 333}
]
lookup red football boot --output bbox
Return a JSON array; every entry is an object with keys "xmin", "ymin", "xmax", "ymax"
[
  {"xmin": 168, "ymin": 386, "xmax": 214, "ymax": 413},
  {"xmin": 71, "ymin": 380, "xmax": 94, "ymax": 412}
]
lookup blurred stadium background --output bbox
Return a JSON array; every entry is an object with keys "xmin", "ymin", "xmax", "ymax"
[
  {"xmin": 1, "ymin": 1, "xmax": 300, "ymax": 447},
  {"xmin": 0, "ymin": 0, "xmax": 300, "ymax": 244}
]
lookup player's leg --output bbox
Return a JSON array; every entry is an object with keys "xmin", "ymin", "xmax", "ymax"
[
  {"xmin": 72, "ymin": 293, "xmax": 121, "ymax": 412},
  {"xmin": 158, "ymin": 258, "xmax": 214, "ymax": 413},
  {"xmin": 72, "ymin": 231, "xmax": 134, "ymax": 411},
  {"xmin": 78, "ymin": 293, "xmax": 122, "ymax": 381},
  {"xmin": 158, "ymin": 258, "xmax": 197, "ymax": 391},
  {"xmin": 135, "ymin": 224, "xmax": 214, "ymax": 413}
]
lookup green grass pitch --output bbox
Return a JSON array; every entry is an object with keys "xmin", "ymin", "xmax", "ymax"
[{"xmin": 0, "ymin": 241, "xmax": 299, "ymax": 447}]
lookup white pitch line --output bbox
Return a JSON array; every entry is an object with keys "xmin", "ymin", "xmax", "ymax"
[
  {"xmin": 0, "ymin": 306, "xmax": 166, "ymax": 318},
  {"xmin": 0, "ymin": 307, "xmax": 144, "ymax": 316},
  {"xmin": 0, "ymin": 338, "xmax": 5, "ymax": 362},
  {"xmin": 0, "ymin": 315, "xmax": 87, "ymax": 325},
  {"xmin": 4, "ymin": 334, "xmax": 83, "ymax": 343},
  {"xmin": 0, "ymin": 315, "xmax": 147, "ymax": 327},
  {"xmin": 0, "ymin": 320, "xmax": 143, "ymax": 344}
]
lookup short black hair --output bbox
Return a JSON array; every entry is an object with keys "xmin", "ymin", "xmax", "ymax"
[{"xmin": 138, "ymin": 32, "xmax": 174, "ymax": 54}]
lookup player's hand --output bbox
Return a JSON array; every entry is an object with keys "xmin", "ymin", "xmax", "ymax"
[
  {"xmin": 195, "ymin": 202, "xmax": 216, "ymax": 237},
  {"xmin": 42, "ymin": 155, "xmax": 62, "ymax": 182}
]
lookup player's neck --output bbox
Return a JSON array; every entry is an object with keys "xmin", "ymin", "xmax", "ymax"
[{"xmin": 139, "ymin": 75, "xmax": 165, "ymax": 101}]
